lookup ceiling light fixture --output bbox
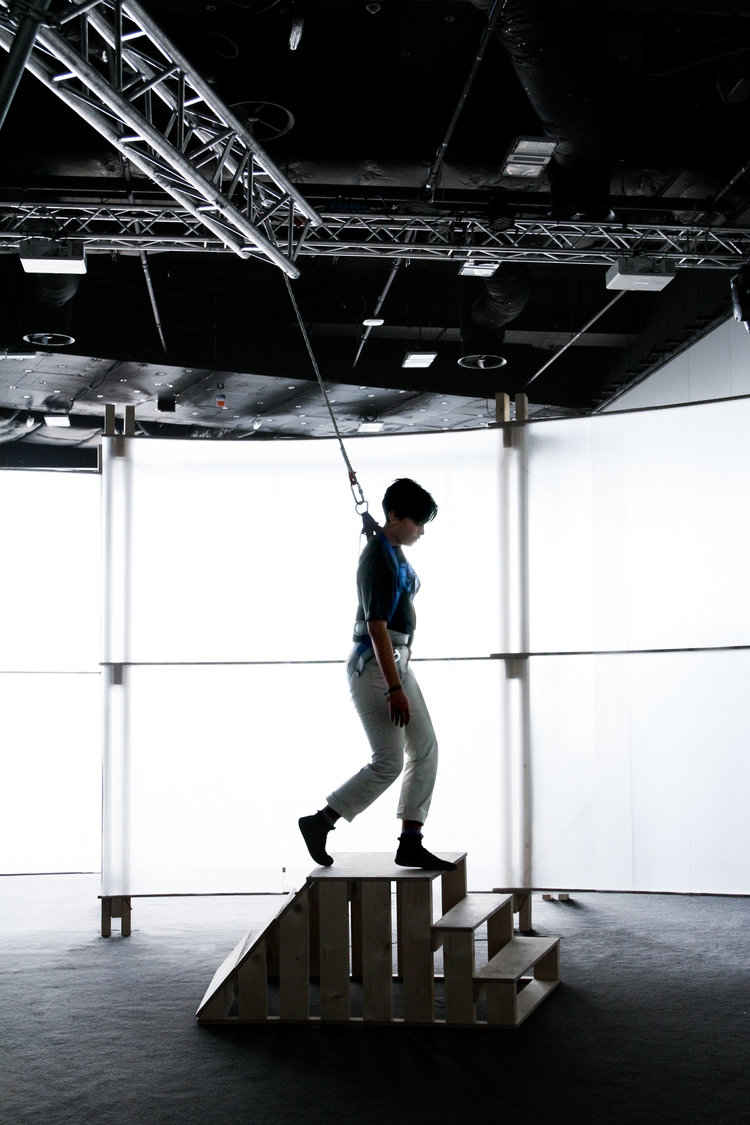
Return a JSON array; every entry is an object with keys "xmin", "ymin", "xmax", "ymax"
[
  {"xmin": 19, "ymin": 237, "xmax": 86, "ymax": 274},
  {"xmin": 501, "ymin": 136, "xmax": 557, "ymax": 179},
  {"xmin": 43, "ymin": 414, "xmax": 71, "ymax": 427},
  {"xmin": 289, "ymin": 14, "xmax": 304, "ymax": 50},
  {"xmin": 402, "ymin": 352, "xmax": 438, "ymax": 368},
  {"xmin": 362, "ymin": 317, "xmax": 385, "ymax": 327},
  {"xmin": 459, "ymin": 262, "xmax": 500, "ymax": 278},
  {"xmin": 359, "ymin": 421, "xmax": 384, "ymax": 433},
  {"xmin": 605, "ymin": 257, "xmax": 676, "ymax": 291}
]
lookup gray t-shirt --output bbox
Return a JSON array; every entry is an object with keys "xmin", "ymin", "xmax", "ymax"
[{"xmin": 352, "ymin": 534, "xmax": 417, "ymax": 640}]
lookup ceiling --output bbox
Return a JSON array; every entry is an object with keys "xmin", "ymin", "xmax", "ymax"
[{"xmin": 1, "ymin": 0, "xmax": 749, "ymax": 467}]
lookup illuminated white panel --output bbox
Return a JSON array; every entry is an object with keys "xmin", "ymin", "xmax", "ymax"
[
  {"xmin": 529, "ymin": 652, "xmax": 750, "ymax": 894},
  {"xmin": 121, "ymin": 430, "xmax": 506, "ymax": 661},
  {"xmin": 101, "ymin": 659, "xmax": 508, "ymax": 895},
  {"xmin": 0, "ymin": 673, "xmax": 101, "ymax": 873},
  {"xmin": 0, "ymin": 471, "xmax": 100, "ymax": 670},
  {"xmin": 527, "ymin": 397, "xmax": 750, "ymax": 651}
]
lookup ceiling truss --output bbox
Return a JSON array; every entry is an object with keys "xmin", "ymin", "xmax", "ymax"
[
  {"xmin": 0, "ymin": 0, "xmax": 320, "ymax": 276},
  {"xmin": 1, "ymin": 201, "xmax": 749, "ymax": 268}
]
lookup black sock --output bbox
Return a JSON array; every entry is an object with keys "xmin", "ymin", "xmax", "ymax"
[{"xmin": 320, "ymin": 807, "xmax": 340, "ymax": 827}]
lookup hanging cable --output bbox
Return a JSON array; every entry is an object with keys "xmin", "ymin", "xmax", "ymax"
[{"xmin": 283, "ymin": 274, "xmax": 381, "ymax": 539}]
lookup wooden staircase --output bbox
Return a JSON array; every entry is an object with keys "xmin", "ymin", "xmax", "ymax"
[{"xmin": 196, "ymin": 853, "xmax": 560, "ymax": 1028}]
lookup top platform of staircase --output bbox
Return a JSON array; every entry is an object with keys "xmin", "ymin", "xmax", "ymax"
[{"xmin": 308, "ymin": 852, "xmax": 467, "ymax": 881}]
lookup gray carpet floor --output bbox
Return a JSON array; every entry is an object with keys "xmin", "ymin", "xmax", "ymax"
[{"xmin": 1, "ymin": 874, "xmax": 748, "ymax": 1125}]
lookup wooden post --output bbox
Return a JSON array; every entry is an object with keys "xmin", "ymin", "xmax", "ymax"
[
  {"xmin": 318, "ymin": 881, "xmax": 350, "ymax": 1021},
  {"xmin": 360, "ymin": 880, "xmax": 392, "ymax": 1022},
  {"xmin": 441, "ymin": 857, "xmax": 467, "ymax": 914},
  {"xmin": 443, "ymin": 932, "xmax": 476, "ymax": 1024},
  {"xmin": 279, "ymin": 889, "xmax": 309, "ymax": 1020},
  {"xmin": 400, "ymin": 880, "xmax": 434, "ymax": 1023},
  {"xmin": 238, "ymin": 941, "xmax": 268, "ymax": 1020},
  {"xmin": 487, "ymin": 899, "xmax": 513, "ymax": 957},
  {"xmin": 101, "ymin": 897, "xmax": 112, "ymax": 938},
  {"xmin": 495, "ymin": 392, "xmax": 511, "ymax": 424},
  {"xmin": 350, "ymin": 880, "xmax": 363, "ymax": 982},
  {"xmin": 308, "ymin": 880, "xmax": 320, "ymax": 978},
  {"xmin": 486, "ymin": 981, "xmax": 517, "ymax": 1027}
]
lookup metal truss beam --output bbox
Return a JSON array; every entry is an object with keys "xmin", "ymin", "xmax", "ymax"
[
  {"xmin": 0, "ymin": 0, "xmax": 320, "ymax": 276},
  {"xmin": 1, "ymin": 201, "xmax": 750, "ymax": 268}
]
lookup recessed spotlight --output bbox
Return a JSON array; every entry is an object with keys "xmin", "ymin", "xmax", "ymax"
[
  {"xmin": 402, "ymin": 352, "xmax": 437, "ymax": 368},
  {"xmin": 459, "ymin": 262, "xmax": 500, "ymax": 278}
]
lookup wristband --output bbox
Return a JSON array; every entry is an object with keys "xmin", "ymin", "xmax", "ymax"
[{"xmin": 385, "ymin": 684, "xmax": 402, "ymax": 696}]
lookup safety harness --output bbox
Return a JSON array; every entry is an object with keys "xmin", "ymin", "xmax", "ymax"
[{"xmin": 350, "ymin": 532, "xmax": 420, "ymax": 674}]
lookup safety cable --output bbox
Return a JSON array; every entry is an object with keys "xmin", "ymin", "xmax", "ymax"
[{"xmin": 282, "ymin": 273, "xmax": 380, "ymax": 539}]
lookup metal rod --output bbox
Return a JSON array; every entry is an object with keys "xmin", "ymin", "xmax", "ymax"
[
  {"xmin": 525, "ymin": 290, "xmax": 627, "ymax": 388},
  {"xmin": 423, "ymin": 0, "xmax": 505, "ymax": 201},
  {"xmin": 353, "ymin": 259, "xmax": 402, "ymax": 368},
  {"xmin": 0, "ymin": 0, "xmax": 54, "ymax": 132},
  {"xmin": 139, "ymin": 250, "xmax": 167, "ymax": 352}
]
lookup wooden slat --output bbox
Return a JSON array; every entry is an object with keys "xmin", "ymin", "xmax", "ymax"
[
  {"xmin": 310, "ymin": 852, "xmax": 465, "ymax": 881},
  {"xmin": 485, "ymin": 981, "xmax": 517, "ymax": 1026},
  {"xmin": 434, "ymin": 893, "xmax": 512, "ymax": 932},
  {"xmin": 534, "ymin": 941, "xmax": 560, "ymax": 982},
  {"xmin": 487, "ymin": 899, "xmax": 513, "ymax": 957},
  {"xmin": 308, "ymin": 880, "xmax": 320, "ymax": 978},
  {"xmin": 238, "ymin": 940, "xmax": 268, "ymax": 1020},
  {"xmin": 443, "ymin": 932, "xmax": 475, "ymax": 1025},
  {"xmin": 318, "ymin": 881, "xmax": 350, "ymax": 1021},
  {"xmin": 516, "ymin": 979, "xmax": 559, "ymax": 1026},
  {"xmin": 279, "ymin": 889, "xmax": 309, "ymax": 1021},
  {"xmin": 476, "ymin": 937, "xmax": 560, "ymax": 983},
  {"xmin": 440, "ymin": 857, "xmax": 467, "ymax": 913},
  {"xmin": 360, "ymin": 880, "xmax": 392, "ymax": 1022},
  {"xmin": 101, "ymin": 898, "xmax": 111, "ymax": 939},
  {"xmin": 400, "ymin": 880, "xmax": 434, "ymax": 1023},
  {"xmin": 350, "ymin": 880, "xmax": 363, "ymax": 981}
]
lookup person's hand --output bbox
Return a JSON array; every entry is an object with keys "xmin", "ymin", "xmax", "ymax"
[{"xmin": 389, "ymin": 688, "xmax": 410, "ymax": 727}]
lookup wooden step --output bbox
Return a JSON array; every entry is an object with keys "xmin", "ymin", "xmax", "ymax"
[
  {"xmin": 433, "ymin": 892, "xmax": 512, "ymax": 933},
  {"xmin": 475, "ymin": 935, "xmax": 559, "ymax": 983},
  {"xmin": 474, "ymin": 936, "xmax": 560, "ymax": 1028},
  {"xmin": 431, "ymin": 892, "xmax": 513, "ymax": 953},
  {"xmin": 308, "ymin": 851, "xmax": 467, "ymax": 881}
]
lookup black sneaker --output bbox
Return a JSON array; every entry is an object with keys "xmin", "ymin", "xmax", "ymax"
[
  {"xmin": 298, "ymin": 812, "xmax": 334, "ymax": 867},
  {"xmin": 395, "ymin": 832, "xmax": 456, "ymax": 871}
]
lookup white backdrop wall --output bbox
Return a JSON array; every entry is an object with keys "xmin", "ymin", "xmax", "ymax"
[
  {"xmin": 603, "ymin": 316, "xmax": 750, "ymax": 411},
  {"xmin": 0, "ymin": 470, "xmax": 100, "ymax": 874},
  {"xmin": 101, "ymin": 431, "xmax": 514, "ymax": 895},
  {"xmin": 101, "ymin": 402, "xmax": 750, "ymax": 899}
]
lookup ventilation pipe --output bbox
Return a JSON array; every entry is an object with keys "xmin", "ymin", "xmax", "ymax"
[
  {"xmin": 460, "ymin": 265, "xmax": 531, "ymax": 368},
  {"xmin": 21, "ymin": 274, "xmax": 80, "ymax": 347},
  {"xmin": 487, "ymin": 0, "xmax": 614, "ymax": 219}
]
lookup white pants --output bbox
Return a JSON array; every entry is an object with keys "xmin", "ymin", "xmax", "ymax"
[{"xmin": 325, "ymin": 644, "xmax": 438, "ymax": 824}]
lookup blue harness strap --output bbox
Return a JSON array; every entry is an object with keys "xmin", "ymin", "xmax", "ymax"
[{"xmin": 353, "ymin": 532, "xmax": 419, "ymax": 662}]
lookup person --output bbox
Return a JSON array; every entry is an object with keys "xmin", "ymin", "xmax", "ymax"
[{"xmin": 298, "ymin": 478, "xmax": 456, "ymax": 871}]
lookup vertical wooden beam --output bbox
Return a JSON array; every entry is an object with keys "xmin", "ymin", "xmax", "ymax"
[
  {"xmin": 318, "ymin": 881, "xmax": 350, "ymax": 1021},
  {"xmin": 101, "ymin": 897, "xmax": 112, "ymax": 938},
  {"xmin": 400, "ymin": 880, "xmax": 434, "ymax": 1023},
  {"xmin": 308, "ymin": 881, "xmax": 320, "ymax": 978},
  {"xmin": 485, "ymin": 981, "xmax": 517, "ymax": 1027},
  {"xmin": 535, "ymin": 941, "xmax": 560, "ymax": 982},
  {"xmin": 495, "ymin": 392, "xmax": 511, "ymax": 424},
  {"xmin": 441, "ymin": 857, "xmax": 466, "ymax": 914},
  {"xmin": 360, "ymin": 880, "xmax": 392, "ymax": 1023},
  {"xmin": 120, "ymin": 896, "xmax": 131, "ymax": 937},
  {"xmin": 514, "ymin": 393, "xmax": 528, "ymax": 422},
  {"xmin": 396, "ymin": 882, "xmax": 404, "ymax": 978},
  {"xmin": 443, "ymin": 932, "xmax": 475, "ymax": 1025},
  {"xmin": 517, "ymin": 892, "xmax": 532, "ymax": 933},
  {"xmin": 350, "ymin": 880, "xmax": 363, "ymax": 982},
  {"xmin": 266, "ymin": 920, "xmax": 280, "ymax": 979},
  {"xmin": 280, "ymin": 890, "xmax": 309, "ymax": 1021},
  {"xmin": 487, "ymin": 900, "xmax": 513, "ymax": 957},
  {"xmin": 238, "ymin": 941, "xmax": 268, "ymax": 1020}
]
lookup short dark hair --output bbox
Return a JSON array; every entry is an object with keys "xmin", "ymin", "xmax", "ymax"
[{"xmin": 382, "ymin": 478, "xmax": 438, "ymax": 525}]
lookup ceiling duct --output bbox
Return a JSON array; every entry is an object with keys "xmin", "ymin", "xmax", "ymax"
[
  {"xmin": 21, "ymin": 273, "xmax": 80, "ymax": 347},
  {"xmin": 495, "ymin": 0, "xmax": 614, "ymax": 219},
  {"xmin": 459, "ymin": 265, "xmax": 530, "ymax": 369}
]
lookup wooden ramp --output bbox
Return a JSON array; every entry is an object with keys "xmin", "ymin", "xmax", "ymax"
[{"xmin": 196, "ymin": 852, "xmax": 560, "ymax": 1029}]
